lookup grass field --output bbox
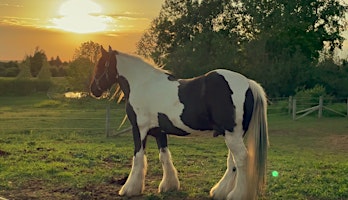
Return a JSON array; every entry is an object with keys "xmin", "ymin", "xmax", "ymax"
[{"xmin": 0, "ymin": 95, "xmax": 347, "ymax": 200}]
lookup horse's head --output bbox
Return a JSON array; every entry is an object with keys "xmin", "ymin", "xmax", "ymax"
[{"xmin": 90, "ymin": 45, "xmax": 118, "ymax": 98}]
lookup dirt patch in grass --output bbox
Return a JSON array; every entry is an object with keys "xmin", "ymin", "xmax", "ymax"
[
  {"xmin": 326, "ymin": 134, "xmax": 348, "ymax": 152},
  {"xmin": 0, "ymin": 150, "xmax": 10, "ymax": 157},
  {"xmin": 1, "ymin": 177, "xmax": 207, "ymax": 200}
]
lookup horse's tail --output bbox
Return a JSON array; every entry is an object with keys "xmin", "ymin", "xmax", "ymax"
[{"xmin": 245, "ymin": 79, "xmax": 269, "ymax": 199}]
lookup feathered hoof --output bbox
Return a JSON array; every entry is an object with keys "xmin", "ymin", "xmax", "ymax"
[
  {"xmin": 158, "ymin": 179, "xmax": 180, "ymax": 193},
  {"xmin": 119, "ymin": 182, "xmax": 144, "ymax": 197}
]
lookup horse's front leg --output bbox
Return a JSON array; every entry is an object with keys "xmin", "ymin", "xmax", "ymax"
[
  {"xmin": 152, "ymin": 130, "xmax": 180, "ymax": 193},
  {"xmin": 119, "ymin": 104, "xmax": 148, "ymax": 197},
  {"xmin": 118, "ymin": 127, "xmax": 147, "ymax": 197}
]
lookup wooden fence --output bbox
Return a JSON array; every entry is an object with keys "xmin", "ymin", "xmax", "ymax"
[
  {"xmin": 2, "ymin": 96, "xmax": 346, "ymax": 138},
  {"xmin": 288, "ymin": 96, "xmax": 348, "ymax": 120}
]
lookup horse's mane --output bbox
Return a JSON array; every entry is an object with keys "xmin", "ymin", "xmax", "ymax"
[
  {"xmin": 119, "ymin": 52, "xmax": 172, "ymax": 75},
  {"xmin": 110, "ymin": 52, "xmax": 173, "ymax": 104}
]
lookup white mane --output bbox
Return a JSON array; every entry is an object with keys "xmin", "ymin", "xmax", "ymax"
[{"xmin": 118, "ymin": 52, "xmax": 171, "ymax": 75}]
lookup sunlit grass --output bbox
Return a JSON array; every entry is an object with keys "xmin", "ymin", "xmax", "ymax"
[{"xmin": 0, "ymin": 95, "xmax": 347, "ymax": 199}]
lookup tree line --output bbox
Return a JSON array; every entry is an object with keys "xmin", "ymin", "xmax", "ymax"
[
  {"xmin": 0, "ymin": 41, "xmax": 100, "ymax": 92},
  {"xmin": 136, "ymin": 0, "xmax": 348, "ymax": 97},
  {"xmin": 0, "ymin": 47, "xmax": 68, "ymax": 78}
]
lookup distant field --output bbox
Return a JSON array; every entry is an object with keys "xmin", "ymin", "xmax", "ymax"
[{"xmin": 0, "ymin": 95, "xmax": 347, "ymax": 200}]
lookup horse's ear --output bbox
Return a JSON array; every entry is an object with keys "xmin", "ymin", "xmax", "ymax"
[
  {"xmin": 108, "ymin": 45, "xmax": 113, "ymax": 53},
  {"xmin": 101, "ymin": 45, "xmax": 107, "ymax": 55}
]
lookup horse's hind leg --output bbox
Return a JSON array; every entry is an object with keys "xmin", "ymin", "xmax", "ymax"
[
  {"xmin": 153, "ymin": 130, "xmax": 180, "ymax": 193},
  {"xmin": 210, "ymin": 151, "xmax": 237, "ymax": 200},
  {"xmin": 225, "ymin": 129, "xmax": 248, "ymax": 200}
]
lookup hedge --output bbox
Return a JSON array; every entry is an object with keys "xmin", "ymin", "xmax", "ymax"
[{"xmin": 0, "ymin": 78, "xmax": 52, "ymax": 96}]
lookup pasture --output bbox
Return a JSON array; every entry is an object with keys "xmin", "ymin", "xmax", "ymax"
[{"xmin": 0, "ymin": 95, "xmax": 347, "ymax": 200}]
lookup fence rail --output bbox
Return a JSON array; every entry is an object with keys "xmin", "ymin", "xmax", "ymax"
[
  {"xmin": 291, "ymin": 96, "xmax": 348, "ymax": 120},
  {"xmin": 1, "ymin": 96, "xmax": 347, "ymax": 137}
]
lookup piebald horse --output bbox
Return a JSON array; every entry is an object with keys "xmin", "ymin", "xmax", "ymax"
[{"xmin": 90, "ymin": 46, "xmax": 268, "ymax": 200}]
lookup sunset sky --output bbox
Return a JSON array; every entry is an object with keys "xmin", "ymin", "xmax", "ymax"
[
  {"xmin": 0, "ymin": 0, "xmax": 347, "ymax": 62},
  {"xmin": 0, "ymin": 0, "xmax": 164, "ymax": 61}
]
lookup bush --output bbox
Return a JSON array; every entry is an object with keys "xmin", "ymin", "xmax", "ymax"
[
  {"xmin": 0, "ymin": 78, "xmax": 52, "ymax": 96},
  {"xmin": 295, "ymin": 85, "xmax": 333, "ymax": 105}
]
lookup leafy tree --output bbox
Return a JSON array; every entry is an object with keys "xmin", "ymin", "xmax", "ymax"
[
  {"xmin": 67, "ymin": 41, "xmax": 101, "ymax": 92},
  {"xmin": 28, "ymin": 47, "xmax": 47, "ymax": 77},
  {"xmin": 0, "ymin": 61, "xmax": 19, "ymax": 77},
  {"xmin": 242, "ymin": 38, "xmax": 312, "ymax": 96},
  {"xmin": 165, "ymin": 31, "xmax": 240, "ymax": 78},
  {"xmin": 17, "ymin": 58, "xmax": 32, "ymax": 79},
  {"xmin": 137, "ymin": 0, "xmax": 246, "ymax": 72},
  {"xmin": 243, "ymin": 0, "xmax": 347, "ymax": 61},
  {"xmin": 74, "ymin": 41, "xmax": 101, "ymax": 64},
  {"xmin": 137, "ymin": 0, "xmax": 348, "ymax": 97},
  {"xmin": 49, "ymin": 56, "xmax": 63, "ymax": 67},
  {"xmin": 67, "ymin": 57, "xmax": 94, "ymax": 92},
  {"xmin": 37, "ymin": 58, "xmax": 52, "ymax": 80}
]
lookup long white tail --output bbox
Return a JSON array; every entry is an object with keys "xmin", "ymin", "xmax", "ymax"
[{"xmin": 245, "ymin": 79, "xmax": 269, "ymax": 199}]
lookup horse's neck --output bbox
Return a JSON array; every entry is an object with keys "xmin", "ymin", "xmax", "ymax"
[{"xmin": 117, "ymin": 54, "xmax": 160, "ymax": 87}]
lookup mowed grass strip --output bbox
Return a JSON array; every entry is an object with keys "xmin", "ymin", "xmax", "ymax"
[{"xmin": 0, "ymin": 95, "xmax": 347, "ymax": 200}]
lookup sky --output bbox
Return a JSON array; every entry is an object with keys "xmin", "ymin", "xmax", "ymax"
[
  {"xmin": 0, "ymin": 0, "xmax": 347, "ymax": 62},
  {"xmin": 0, "ymin": 0, "xmax": 164, "ymax": 61}
]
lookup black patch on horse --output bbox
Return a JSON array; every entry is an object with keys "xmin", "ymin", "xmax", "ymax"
[
  {"xmin": 165, "ymin": 73, "xmax": 177, "ymax": 81},
  {"xmin": 178, "ymin": 71, "xmax": 236, "ymax": 136},
  {"xmin": 242, "ymin": 88, "xmax": 254, "ymax": 136},
  {"xmin": 158, "ymin": 113, "xmax": 190, "ymax": 136},
  {"xmin": 119, "ymin": 76, "xmax": 144, "ymax": 154},
  {"xmin": 118, "ymin": 76, "xmax": 130, "ymax": 99},
  {"xmin": 148, "ymin": 127, "xmax": 168, "ymax": 150}
]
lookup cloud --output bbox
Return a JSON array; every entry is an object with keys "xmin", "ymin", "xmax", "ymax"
[
  {"xmin": 0, "ymin": 3, "xmax": 23, "ymax": 8},
  {"xmin": 0, "ymin": 16, "xmax": 41, "ymax": 27},
  {"xmin": 102, "ymin": 11, "xmax": 151, "ymax": 21}
]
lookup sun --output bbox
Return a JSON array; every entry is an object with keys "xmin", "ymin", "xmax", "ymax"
[{"xmin": 52, "ymin": 0, "xmax": 110, "ymax": 34}]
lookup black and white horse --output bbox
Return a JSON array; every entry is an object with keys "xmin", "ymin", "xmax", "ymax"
[{"xmin": 90, "ymin": 46, "xmax": 268, "ymax": 200}]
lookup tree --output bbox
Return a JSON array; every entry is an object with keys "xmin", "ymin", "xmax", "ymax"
[
  {"xmin": 0, "ymin": 61, "xmax": 19, "ymax": 77},
  {"xmin": 67, "ymin": 57, "xmax": 94, "ymax": 92},
  {"xmin": 37, "ymin": 57, "xmax": 52, "ymax": 80},
  {"xmin": 17, "ymin": 58, "xmax": 32, "ymax": 79},
  {"xmin": 165, "ymin": 31, "xmax": 240, "ymax": 78},
  {"xmin": 49, "ymin": 56, "xmax": 63, "ymax": 67},
  {"xmin": 74, "ymin": 41, "xmax": 101, "ymax": 64},
  {"xmin": 242, "ymin": 0, "xmax": 347, "ymax": 61},
  {"xmin": 137, "ymin": 0, "xmax": 348, "ymax": 97},
  {"xmin": 67, "ymin": 41, "xmax": 101, "ymax": 92},
  {"xmin": 137, "ymin": 0, "xmax": 246, "ymax": 72},
  {"xmin": 28, "ymin": 47, "xmax": 47, "ymax": 77}
]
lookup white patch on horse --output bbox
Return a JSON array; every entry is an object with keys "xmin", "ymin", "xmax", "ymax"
[
  {"xmin": 224, "ymin": 128, "xmax": 248, "ymax": 200},
  {"xmin": 119, "ymin": 149, "xmax": 147, "ymax": 196},
  {"xmin": 116, "ymin": 52, "xmax": 194, "ymax": 134},
  {"xmin": 214, "ymin": 69, "xmax": 249, "ymax": 122},
  {"xmin": 210, "ymin": 151, "xmax": 237, "ymax": 200},
  {"xmin": 158, "ymin": 147, "xmax": 180, "ymax": 192}
]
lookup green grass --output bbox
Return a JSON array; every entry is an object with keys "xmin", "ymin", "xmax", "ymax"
[{"xmin": 0, "ymin": 95, "xmax": 347, "ymax": 199}]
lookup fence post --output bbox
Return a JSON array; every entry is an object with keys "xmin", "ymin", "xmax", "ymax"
[
  {"xmin": 292, "ymin": 98, "xmax": 296, "ymax": 120},
  {"xmin": 105, "ymin": 103, "xmax": 111, "ymax": 137},
  {"xmin": 288, "ymin": 96, "xmax": 293, "ymax": 115},
  {"xmin": 318, "ymin": 96, "xmax": 323, "ymax": 118}
]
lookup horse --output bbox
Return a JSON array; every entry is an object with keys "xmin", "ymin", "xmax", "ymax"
[{"xmin": 90, "ymin": 45, "xmax": 269, "ymax": 200}]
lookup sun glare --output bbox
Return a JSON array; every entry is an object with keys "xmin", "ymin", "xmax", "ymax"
[{"xmin": 52, "ymin": 0, "xmax": 110, "ymax": 34}]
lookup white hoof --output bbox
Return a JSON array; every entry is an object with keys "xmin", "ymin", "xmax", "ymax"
[
  {"xmin": 158, "ymin": 177, "xmax": 180, "ymax": 193},
  {"xmin": 119, "ymin": 181, "xmax": 143, "ymax": 197}
]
